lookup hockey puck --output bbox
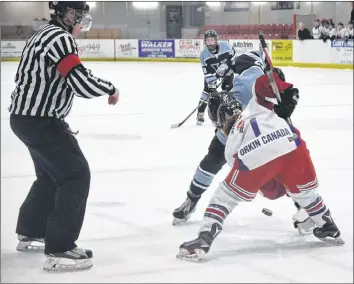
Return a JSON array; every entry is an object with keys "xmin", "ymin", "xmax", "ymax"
[{"xmin": 262, "ymin": 208, "xmax": 273, "ymax": 216}]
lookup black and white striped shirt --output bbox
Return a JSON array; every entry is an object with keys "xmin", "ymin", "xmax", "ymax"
[{"xmin": 9, "ymin": 21, "xmax": 116, "ymax": 119}]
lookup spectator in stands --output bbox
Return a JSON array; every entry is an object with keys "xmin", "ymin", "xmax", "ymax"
[
  {"xmin": 312, "ymin": 19, "xmax": 321, "ymax": 39},
  {"xmin": 320, "ymin": 19, "xmax": 330, "ymax": 42},
  {"xmin": 328, "ymin": 22, "xmax": 337, "ymax": 41},
  {"xmin": 298, "ymin": 22, "xmax": 312, "ymax": 40},
  {"xmin": 328, "ymin": 18, "xmax": 335, "ymax": 28},
  {"xmin": 337, "ymin": 22, "xmax": 348, "ymax": 39},
  {"xmin": 348, "ymin": 21, "xmax": 354, "ymax": 38},
  {"xmin": 351, "ymin": 2, "xmax": 354, "ymax": 23}
]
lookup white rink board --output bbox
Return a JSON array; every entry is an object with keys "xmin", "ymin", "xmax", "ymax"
[
  {"xmin": 76, "ymin": 39, "xmax": 115, "ymax": 58},
  {"xmin": 229, "ymin": 39, "xmax": 272, "ymax": 56},
  {"xmin": 1, "ymin": 39, "xmax": 353, "ymax": 68},
  {"xmin": 115, "ymin": 39, "xmax": 139, "ymax": 58},
  {"xmin": 175, "ymin": 39, "xmax": 204, "ymax": 58},
  {"xmin": 1, "ymin": 41, "xmax": 26, "ymax": 58}
]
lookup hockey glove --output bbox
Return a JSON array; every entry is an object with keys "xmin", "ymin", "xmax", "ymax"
[
  {"xmin": 274, "ymin": 87, "xmax": 299, "ymax": 119},
  {"xmin": 221, "ymin": 74, "xmax": 234, "ymax": 92},
  {"xmin": 206, "ymin": 77, "xmax": 218, "ymax": 92}
]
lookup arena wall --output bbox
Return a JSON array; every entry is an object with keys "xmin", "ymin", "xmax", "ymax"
[{"xmin": 1, "ymin": 39, "xmax": 353, "ymax": 69}]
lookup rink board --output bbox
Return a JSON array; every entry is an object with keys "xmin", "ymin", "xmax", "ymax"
[
  {"xmin": 1, "ymin": 57, "xmax": 352, "ymax": 70},
  {"xmin": 1, "ymin": 38, "xmax": 353, "ymax": 69}
]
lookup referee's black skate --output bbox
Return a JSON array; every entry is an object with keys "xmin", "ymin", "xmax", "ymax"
[
  {"xmin": 172, "ymin": 196, "xmax": 199, "ymax": 225},
  {"xmin": 196, "ymin": 112, "xmax": 205, "ymax": 126},
  {"xmin": 313, "ymin": 210, "xmax": 344, "ymax": 245},
  {"xmin": 177, "ymin": 223, "xmax": 222, "ymax": 261},
  {"xmin": 43, "ymin": 247, "xmax": 93, "ymax": 272},
  {"xmin": 16, "ymin": 235, "xmax": 45, "ymax": 251}
]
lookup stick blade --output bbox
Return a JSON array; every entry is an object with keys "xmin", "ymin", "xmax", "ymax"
[{"xmin": 171, "ymin": 123, "xmax": 181, "ymax": 129}]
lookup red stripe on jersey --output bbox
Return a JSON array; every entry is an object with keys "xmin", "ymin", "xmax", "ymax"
[
  {"xmin": 206, "ymin": 208, "xmax": 226, "ymax": 219},
  {"xmin": 57, "ymin": 54, "xmax": 81, "ymax": 78}
]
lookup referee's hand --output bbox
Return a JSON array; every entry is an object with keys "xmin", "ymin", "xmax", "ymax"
[{"xmin": 108, "ymin": 91, "xmax": 119, "ymax": 106}]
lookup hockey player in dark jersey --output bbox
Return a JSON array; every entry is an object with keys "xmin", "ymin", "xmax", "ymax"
[
  {"xmin": 172, "ymin": 48, "xmax": 306, "ymax": 231},
  {"xmin": 196, "ymin": 30, "xmax": 237, "ymax": 125}
]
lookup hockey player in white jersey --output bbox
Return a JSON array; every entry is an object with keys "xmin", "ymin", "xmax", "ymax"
[
  {"xmin": 196, "ymin": 30, "xmax": 237, "ymax": 125},
  {"xmin": 172, "ymin": 49, "xmax": 298, "ymax": 225},
  {"xmin": 177, "ymin": 72, "xmax": 343, "ymax": 261}
]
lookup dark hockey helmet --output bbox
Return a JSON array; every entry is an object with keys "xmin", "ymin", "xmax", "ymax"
[
  {"xmin": 204, "ymin": 30, "xmax": 218, "ymax": 52},
  {"xmin": 217, "ymin": 94, "xmax": 244, "ymax": 129},
  {"xmin": 49, "ymin": 1, "xmax": 92, "ymax": 31}
]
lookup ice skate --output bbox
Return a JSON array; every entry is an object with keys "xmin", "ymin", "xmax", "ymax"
[
  {"xmin": 292, "ymin": 208, "xmax": 316, "ymax": 236},
  {"xmin": 172, "ymin": 196, "xmax": 199, "ymax": 225},
  {"xmin": 196, "ymin": 112, "xmax": 205, "ymax": 126},
  {"xmin": 43, "ymin": 247, "xmax": 93, "ymax": 272},
  {"xmin": 177, "ymin": 223, "xmax": 222, "ymax": 261},
  {"xmin": 16, "ymin": 235, "xmax": 45, "ymax": 251},
  {"xmin": 313, "ymin": 210, "xmax": 344, "ymax": 245}
]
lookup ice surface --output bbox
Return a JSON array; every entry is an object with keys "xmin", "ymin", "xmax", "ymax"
[{"xmin": 1, "ymin": 62, "xmax": 353, "ymax": 283}]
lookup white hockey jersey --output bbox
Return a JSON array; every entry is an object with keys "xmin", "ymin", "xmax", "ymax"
[
  {"xmin": 312, "ymin": 26, "xmax": 321, "ymax": 39},
  {"xmin": 225, "ymin": 97, "xmax": 301, "ymax": 171},
  {"xmin": 338, "ymin": 27, "xmax": 349, "ymax": 39},
  {"xmin": 329, "ymin": 27, "xmax": 337, "ymax": 38}
]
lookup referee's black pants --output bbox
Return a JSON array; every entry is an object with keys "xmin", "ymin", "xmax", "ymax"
[{"xmin": 10, "ymin": 114, "xmax": 91, "ymax": 254}]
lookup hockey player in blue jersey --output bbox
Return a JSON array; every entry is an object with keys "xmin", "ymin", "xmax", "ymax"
[
  {"xmin": 196, "ymin": 30, "xmax": 237, "ymax": 125},
  {"xmin": 172, "ymin": 45, "xmax": 301, "ymax": 226}
]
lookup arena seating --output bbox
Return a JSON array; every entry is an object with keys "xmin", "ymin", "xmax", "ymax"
[{"xmin": 197, "ymin": 24, "xmax": 294, "ymax": 40}]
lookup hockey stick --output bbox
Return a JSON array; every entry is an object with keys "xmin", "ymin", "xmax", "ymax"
[
  {"xmin": 170, "ymin": 93, "xmax": 211, "ymax": 129},
  {"xmin": 171, "ymin": 79, "xmax": 224, "ymax": 129},
  {"xmin": 258, "ymin": 31, "xmax": 293, "ymax": 125}
]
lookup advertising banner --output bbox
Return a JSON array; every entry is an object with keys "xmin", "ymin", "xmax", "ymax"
[
  {"xmin": 1, "ymin": 41, "xmax": 26, "ymax": 58},
  {"xmin": 229, "ymin": 39, "xmax": 272, "ymax": 57},
  {"xmin": 271, "ymin": 40, "xmax": 293, "ymax": 62},
  {"xmin": 138, "ymin": 40, "xmax": 175, "ymax": 58},
  {"xmin": 76, "ymin": 39, "xmax": 115, "ymax": 58},
  {"xmin": 175, "ymin": 39, "xmax": 203, "ymax": 58},
  {"xmin": 115, "ymin": 39, "xmax": 138, "ymax": 58},
  {"xmin": 330, "ymin": 39, "xmax": 353, "ymax": 64}
]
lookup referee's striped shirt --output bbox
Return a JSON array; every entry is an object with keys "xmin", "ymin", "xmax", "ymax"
[{"xmin": 9, "ymin": 21, "xmax": 116, "ymax": 119}]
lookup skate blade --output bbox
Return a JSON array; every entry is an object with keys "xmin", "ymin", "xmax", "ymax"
[
  {"xmin": 318, "ymin": 236, "xmax": 345, "ymax": 245},
  {"xmin": 172, "ymin": 214, "xmax": 193, "ymax": 225},
  {"xmin": 43, "ymin": 258, "xmax": 93, "ymax": 272},
  {"xmin": 196, "ymin": 122, "xmax": 203, "ymax": 126},
  {"xmin": 172, "ymin": 218, "xmax": 188, "ymax": 226},
  {"xmin": 16, "ymin": 241, "xmax": 44, "ymax": 252},
  {"xmin": 298, "ymin": 227, "xmax": 314, "ymax": 236},
  {"xmin": 176, "ymin": 248, "xmax": 205, "ymax": 262}
]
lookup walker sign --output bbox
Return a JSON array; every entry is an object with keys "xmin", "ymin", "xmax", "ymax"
[{"xmin": 138, "ymin": 40, "xmax": 175, "ymax": 58}]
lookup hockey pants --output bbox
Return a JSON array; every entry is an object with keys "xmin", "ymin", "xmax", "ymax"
[
  {"xmin": 10, "ymin": 114, "xmax": 91, "ymax": 254},
  {"xmin": 200, "ymin": 137, "xmax": 329, "ymax": 233}
]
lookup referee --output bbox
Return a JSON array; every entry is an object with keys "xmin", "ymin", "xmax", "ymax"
[{"xmin": 9, "ymin": 1, "xmax": 119, "ymax": 271}]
